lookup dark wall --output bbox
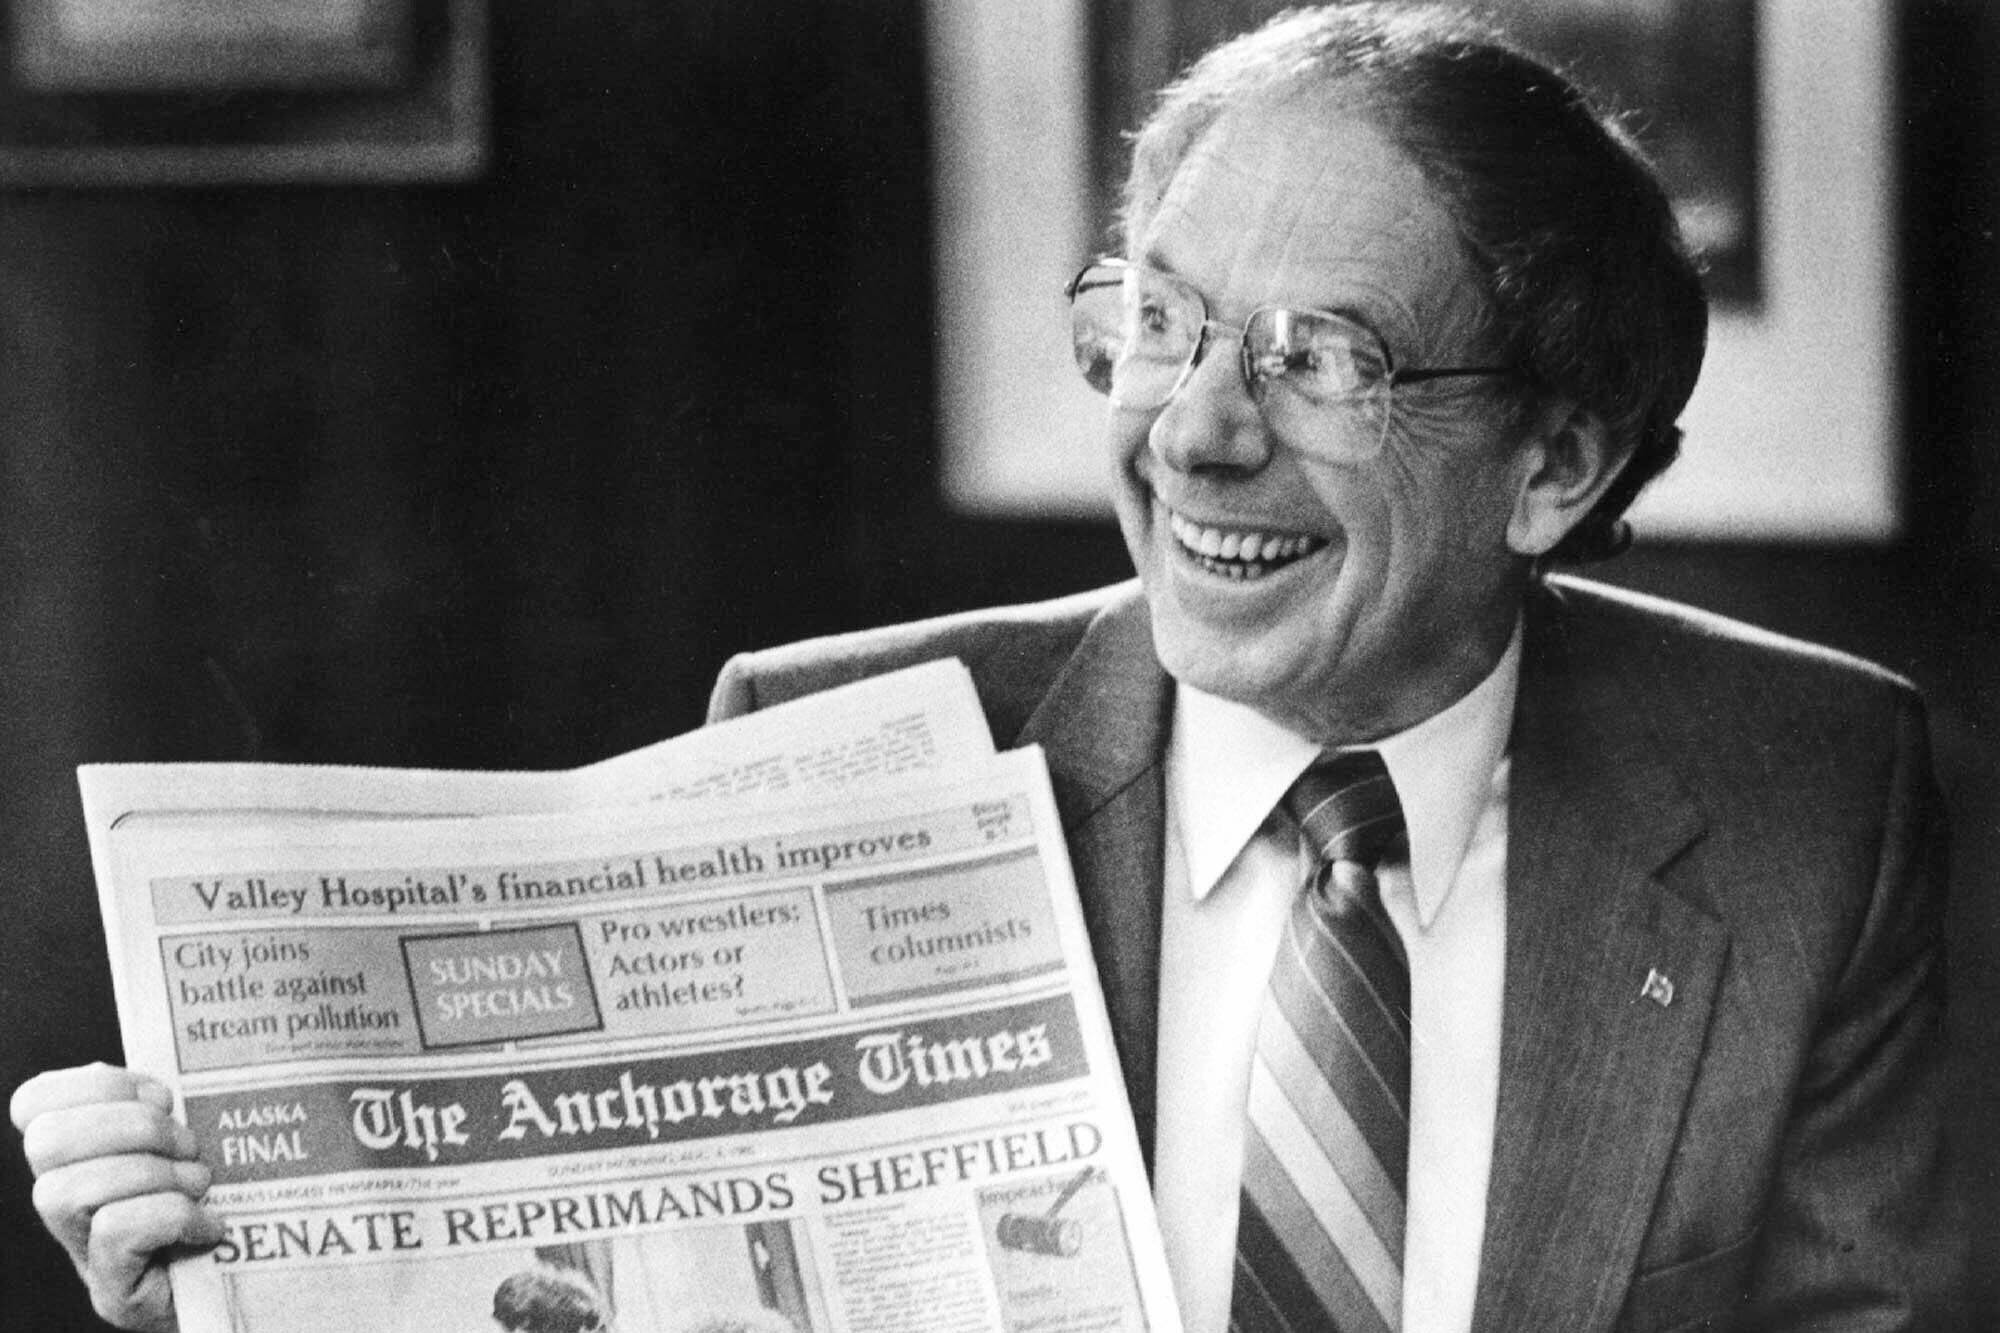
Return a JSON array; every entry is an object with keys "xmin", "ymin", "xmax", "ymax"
[{"xmin": 1, "ymin": 2, "xmax": 1995, "ymax": 1329}]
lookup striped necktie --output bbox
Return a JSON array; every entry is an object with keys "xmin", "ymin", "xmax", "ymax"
[{"xmin": 1232, "ymin": 750, "xmax": 1410, "ymax": 1333}]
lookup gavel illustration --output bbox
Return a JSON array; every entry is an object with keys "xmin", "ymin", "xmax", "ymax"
[{"xmin": 994, "ymin": 1165, "xmax": 1098, "ymax": 1257}]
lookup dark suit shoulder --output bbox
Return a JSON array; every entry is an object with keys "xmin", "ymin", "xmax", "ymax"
[
  {"xmin": 1535, "ymin": 573, "xmax": 1934, "ymax": 955},
  {"xmin": 1541, "ymin": 573, "xmax": 1921, "ymax": 736},
  {"xmin": 707, "ymin": 582, "xmax": 1142, "ymax": 743}
]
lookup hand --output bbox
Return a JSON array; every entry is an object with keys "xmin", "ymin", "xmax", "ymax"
[{"xmin": 11, "ymin": 1062, "xmax": 223, "ymax": 1333}]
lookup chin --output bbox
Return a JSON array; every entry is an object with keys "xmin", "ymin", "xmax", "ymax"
[{"xmin": 1150, "ymin": 607, "xmax": 1297, "ymax": 706}]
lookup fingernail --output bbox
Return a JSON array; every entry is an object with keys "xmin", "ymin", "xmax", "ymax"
[
  {"xmin": 175, "ymin": 1160, "xmax": 213, "ymax": 1196},
  {"xmin": 135, "ymin": 1080, "xmax": 174, "ymax": 1112},
  {"xmin": 172, "ymin": 1122, "xmax": 202, "ymax": 1158}
]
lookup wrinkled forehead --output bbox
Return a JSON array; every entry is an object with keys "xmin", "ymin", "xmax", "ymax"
[{"xmin": 1131, "ymin": 93, "xmax": 1485, "ymax": 347}]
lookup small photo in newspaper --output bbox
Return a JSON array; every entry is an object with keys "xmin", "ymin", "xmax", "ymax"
[
  {"xmin": 211, "ymin": 1218, "xmax": 823, "ymax": 1333},
  {"xmin": 975, "ymin": 1166, "xmax": 1148, "ymax": 1333}
]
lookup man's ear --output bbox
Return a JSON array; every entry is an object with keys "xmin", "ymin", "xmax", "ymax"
[{"xmin": 1505, "ymin": 401, "xmax": 1633, "ymax": 557}]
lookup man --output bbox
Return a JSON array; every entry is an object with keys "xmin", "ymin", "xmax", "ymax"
[
  {"xmin": 705, "ymin": 6, "xmax": 1959, "ymax": 1330},
  {"xmin": 491, "ymin": 1265, "xmax": 613, "ymax": 1333},
  {"xmin": 11, "ymin": 5, "xmax": 1961, "ymax": 1331}
]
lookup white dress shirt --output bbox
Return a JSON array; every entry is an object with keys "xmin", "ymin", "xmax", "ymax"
[{"xmin": 1152, "ymin": 629, "xmax": 1520, "ymax": 1333}]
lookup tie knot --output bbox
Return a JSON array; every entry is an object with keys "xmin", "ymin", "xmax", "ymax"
[{"xmin": 1282, "ymin": 749, "xmax": 1405, "ymax": 867}]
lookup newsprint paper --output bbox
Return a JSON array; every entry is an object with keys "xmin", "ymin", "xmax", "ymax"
[{"xmin": 79, "ymin": 662, "xmax": 1183, "ymax": 1333}]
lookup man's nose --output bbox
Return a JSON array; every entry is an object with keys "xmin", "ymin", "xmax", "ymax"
[{"xmin": 1146, "ymin": 333, "xmax": 1273, "ymax": 474}]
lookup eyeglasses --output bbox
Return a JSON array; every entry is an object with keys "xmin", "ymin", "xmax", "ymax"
[{"xmin": 1065, "ymin": 258, "xmax": 1514, "ymax": 461}]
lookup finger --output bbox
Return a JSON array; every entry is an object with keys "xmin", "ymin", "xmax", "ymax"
[
  {"xmin": 21, "ymin": 1098, "xmax": 199, "ymax": 1176},
  {"xmin": 34, "ymin": 1153, "xmax": 214, "ymax": 1268},
  {"xmin": 85, "ymin": 1191, "xmax": 224, "ymax": 1333},
  {"xmin": 12, "ymin": 1063, "xmax": 171, "ymax": 1133}
]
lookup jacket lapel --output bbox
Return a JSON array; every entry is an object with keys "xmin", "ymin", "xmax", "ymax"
[
  {"xmin": 998, "ymin": 574, "xmax": 1730, "ymax": 1315},
  {"xmin": 1015, "ymin": 586, "xmax": 1174, "ymax": 1166},
  {"xmin": 1471, "ymin": 582, "xmax": 1730, "ymax": 1332}
]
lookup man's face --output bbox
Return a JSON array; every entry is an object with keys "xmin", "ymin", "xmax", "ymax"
[{"xmin": 1111, "ymin": 95, "xmax": 1532, "ymax": 743}]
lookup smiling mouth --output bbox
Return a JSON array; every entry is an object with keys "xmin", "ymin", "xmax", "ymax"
[{"xmin": 1167, "ymin": 510, "xmax": 1328, "ymax": 581}]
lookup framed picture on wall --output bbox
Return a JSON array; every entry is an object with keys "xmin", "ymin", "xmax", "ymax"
[
  {"xmin": 930, "ymin": 0, "xmax": 1898, "ymax": 541},
  {"xmin": 0, "ymin": 0, "xmax": 486, "ymax": 185}
]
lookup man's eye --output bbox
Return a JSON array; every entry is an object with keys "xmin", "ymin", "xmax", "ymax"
[
  {"xmin": 1302, "ymin": 339, "xmax": 1372, "ymax": 395},
  {"xmin": 1249, "ymin": 343, "xmax": 1322, "ymax": 382},
  {"xmin": 1123, "ymin": 300, "xmax": 1187, "ymax": 362}
]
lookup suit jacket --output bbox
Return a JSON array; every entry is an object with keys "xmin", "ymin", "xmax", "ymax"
[{"xmin": 708, "ymin": 575, "xmax": 1962, "ymax": 1332}]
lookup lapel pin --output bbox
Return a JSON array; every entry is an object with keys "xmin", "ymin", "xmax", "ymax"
[{"xmin": 1640, "ymin": 968, "xmax": 1675, "ymax": 1008}]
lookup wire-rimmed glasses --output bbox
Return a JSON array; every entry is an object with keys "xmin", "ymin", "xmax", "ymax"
[{"xmin": 1065, "ymin": 258, "xmax": 1514, "ymax": 461}]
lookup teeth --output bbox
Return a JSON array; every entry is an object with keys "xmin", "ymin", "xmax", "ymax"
[{"xmin": 1167, "ymin": 511, "xmax": 1325, "ymax": 573}]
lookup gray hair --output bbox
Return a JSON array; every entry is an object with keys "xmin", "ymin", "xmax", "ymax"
[{"xmin": 1124, "ymin": 3, "xmax": 1708, "ymax": 563}]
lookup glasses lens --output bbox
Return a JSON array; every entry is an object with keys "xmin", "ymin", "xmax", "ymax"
[
  {"xmin": 1068, "ymin": 267, "xmax": 1126, "ymax": 396},
  {"xmin": 1245, "ymin": 308, "xmax": 1393, "ymax": 458},
  {"xmin": 1068, "ymin": 265, "xmax": 1202, "ymax": 409}
]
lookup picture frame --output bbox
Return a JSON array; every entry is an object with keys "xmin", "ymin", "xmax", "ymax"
[
  {"xmin": 0, "ymin": 0, "xmax": 486, "ymax": 186},
  {"xmin": 930, "ymin": 0, "xmax": 1899, "ymax": 542}
]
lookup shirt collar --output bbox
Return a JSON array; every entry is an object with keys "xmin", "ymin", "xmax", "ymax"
[
  {"xmin": 1374, "ymin": 623, "xmax": 1520, "ymax": 927},
  {"xmin": 1171, "ymin": 621, "xmax": 1521, "ymax": 928},
  {"xmin": 1171, "ymin": 685, "xmax": 1322, "ymax": 901}
]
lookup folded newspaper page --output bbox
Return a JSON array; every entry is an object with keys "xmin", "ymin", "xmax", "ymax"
[
  {"xmin": 81, "ymin": 657, "xmax": 995, "ymax": 832},
  {"xmin": 81, "ymin": 666, "xmax": 1182, "ymax": 1333},
  {"xmin": 81, "ymin": 660, "xmax": 993, "ymax": 1025}
]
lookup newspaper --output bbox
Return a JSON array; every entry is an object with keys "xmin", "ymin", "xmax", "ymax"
[
  {"xmin": 81, "ymin": 660, "xmax": 993, "ymax": 1025},
  {"xmin": 80, "ymin": 662, "xmax": 1182, "ymax": 1333}
]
